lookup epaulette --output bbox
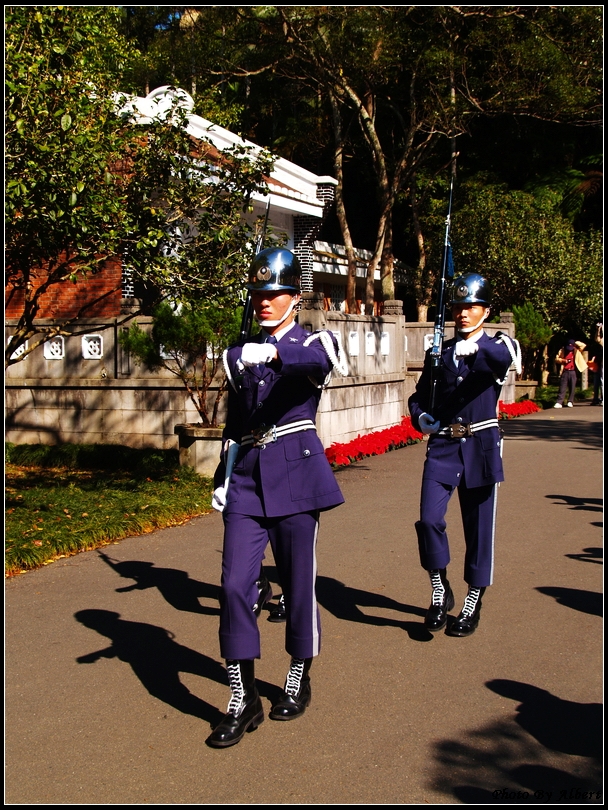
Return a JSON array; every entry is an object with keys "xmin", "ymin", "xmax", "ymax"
[
  {"xmin": 302, "ymin": 329, "xmax": 349, "ymax": 388},
  {"xmin": 494, "ymin": 333, "xmax": 522, "ymax": 383}
]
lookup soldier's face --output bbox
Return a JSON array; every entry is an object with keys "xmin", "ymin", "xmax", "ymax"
[
  {"xmin": 251, "ymin": 291, "xmax": 300, "ymax": 332},
  {"xmin": 452, "ymin": 303, "xmax": 490, "ymax": 335}
]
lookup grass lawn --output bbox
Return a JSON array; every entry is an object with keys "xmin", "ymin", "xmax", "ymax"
[{"xmin": 5, "ymin": 444, "xmax": 214, "ymax": 577}]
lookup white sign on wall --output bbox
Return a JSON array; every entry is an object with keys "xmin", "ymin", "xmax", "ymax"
[
  {"xmin": 348, "ymin": 331, "xmax": 360, "ymax": 356},
  {"xmin": 8, "ymin": 340, "xmax": 28, "ymax": 361},
  {"xmin": 365, "ymin": 331, "xmax": 375, "ymax": 356},
  {"xmin": 82, "ymin": 335, "xmax": 103, "ymax": 359},
  {"xmin": 44, "ymin": 336, "xmax": 65, "ymax": 360},
  {"xmin": 380, "ymin": 332, "xmax": 390, "ymax": 356}
]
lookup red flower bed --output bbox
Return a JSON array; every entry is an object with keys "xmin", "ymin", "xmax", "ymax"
[
  {"xmin": 325, "ymin": 402, "xmax": 541, "ymax": 469},
  {"xmin": 325, "ymin": 416, "xmax": 423, "ymax": 468},
  {"xmin": 498, "ymin": 400, "xmax": 541, "ymax": 418}
]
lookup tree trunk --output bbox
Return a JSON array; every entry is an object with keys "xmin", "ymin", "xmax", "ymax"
[
  {"xmin": 381, "ymin": 220, "xmax": 395, "ymax": 302},
  {"xmin": 409, "ymin": 180, "xmax": 433, "ymax": 323},
  {"xmin": 329, "ymin": 93, "xmax": 358, "ymax": 314},
  {"xmin": 417, "ymin": 303, "xmax": 429, "ymax": 322}
]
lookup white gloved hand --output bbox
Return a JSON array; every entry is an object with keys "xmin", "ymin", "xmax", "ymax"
[
  {"xmin": 454, "ymin": 338, "xmax": 479, "ymax": 357},
  {"xmin": 418, "ymin": 413, "xmax": 441, "ymax": 435},
  {"xmin": 212, "ymin": 487, "xmax": 227, "ymax": 513},
  {"xmin": 240, "ymin": 342, "xmax": 278, "ymax": 367}
]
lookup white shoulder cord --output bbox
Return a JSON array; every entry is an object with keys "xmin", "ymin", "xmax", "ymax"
[
  {"xmin": 495, "ymin": 334, "xmax": 522, "ymax": 385},
  {"xmin": 223, "ymin": 348, "xmax": 239, "ymax": 393},
  {"xmin": 303, "ymin": 330, "xmax": 349, "ymax": 389}
]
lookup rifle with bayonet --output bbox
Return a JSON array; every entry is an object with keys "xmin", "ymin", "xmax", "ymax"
[
  {"xmin": 239, "ymin": 197, "xmax": 271, "ymax": 345},
  {"xmin": 428, "ymin": 176, "xmax": 455, "ymax": 415}
]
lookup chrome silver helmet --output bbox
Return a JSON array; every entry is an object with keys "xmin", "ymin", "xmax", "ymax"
[
  {"xmin": 450, "ymin": 273, "xmax": 492, "ymax": 305},
  {"xmin": 247, "ymin": 248, "xmax": 301, "ymax": 292}
]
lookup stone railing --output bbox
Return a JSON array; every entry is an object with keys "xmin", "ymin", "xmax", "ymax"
[{"xmin": 5, "ymin": 308, "xmax": 518, "ymax": 453}]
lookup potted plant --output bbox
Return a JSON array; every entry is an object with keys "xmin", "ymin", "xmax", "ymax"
[{"xmin": 119, "ymin": 299, "xmax": 245, "ymax": 475}]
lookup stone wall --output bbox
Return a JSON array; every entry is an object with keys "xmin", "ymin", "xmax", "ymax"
[{"xmin": 5, "ymin": 308, "xmax": 518, "ymax": 452}]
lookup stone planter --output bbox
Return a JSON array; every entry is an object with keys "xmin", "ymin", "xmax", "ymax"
[
  {"xmin": 174, "ymin": 424, "xmax": 223, "ymax": 477},
  {"xmin": 514, "ymin": 381, "xmax": 538, "ymax": 401}
]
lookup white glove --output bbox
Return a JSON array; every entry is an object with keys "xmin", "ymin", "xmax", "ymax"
[
  {"xmin": 212, "ymin": 487, "xmax": 227, "ymax": 513},
  {"xmin": 418, "ymin": 413, "xmax": 441, "ymax": 435},
  {"xmin": 240, "ymin": 342, "xmax": 278, "ymax": 367},
  {"xmin": 454, "ymin": 338, "xmax": 479, "ymax": 357}
]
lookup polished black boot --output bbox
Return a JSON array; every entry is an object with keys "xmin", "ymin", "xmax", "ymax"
[
  {"xmin": 252, "ymin": 566, "xmax": 273, "ymax": 617},
  {"xmin": 424, "ymin": 568, "xmax": 455, "ymax": 632},
  {"xmin": 267, "ymin": 593, "xmax": 286, "ymax": 623},
  {"xmin": 269, "ymin": 657, "xmax": 312, "ymax": 721},
  {"xmin": 206, "ymin": 660, "xmax": 264, "ymax": 747},
  {"xmin": 448, "ymin": 587, "xmax": 486, "ymax": 637}
]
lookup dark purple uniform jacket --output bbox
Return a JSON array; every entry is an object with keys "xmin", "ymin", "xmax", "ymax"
[
  {"xmin": 408, "ymin": 332, "xmax": 514, "ymax": 489},
  {"xmin": 216, "ymin": 323, "xmax": 345, "ymax": 517}
]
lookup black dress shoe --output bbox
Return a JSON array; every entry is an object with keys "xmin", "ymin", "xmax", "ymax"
[
  {"xmin": 253, "ymin": 575, "xmax": 272, "ymax": 617},
  {"xmin": 425, "ymin": 585, "xmax": 455, "ymax": 632},
  {"xmin": 267, "ymin": 594, "xmax": 286, "ymax": 623},
  {"xmin": 269, "ymin": 680, "xmax": 311, "ymax": 720},
  {"xmin": 448, "ymin": 589, "xmax": 484, "ymax": 637},
  {"xmin": 206, "ymin": 691, "xmax": 264, "ymax": 747},
  {"xmin": 269, "ymin": 657, "xmax": 312, "ymax": 721}
]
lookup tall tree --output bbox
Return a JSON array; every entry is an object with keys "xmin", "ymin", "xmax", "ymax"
[
  {"xmin": 453, "ymin": 180, "xmax": 603, "ymax": 335},
  {"xmin": 85, "ymin": 7, "xmax": 604, "ymax": 325},
  {"xmin": 5, "ymin": 6, "xmax": 272, "ymax": 367}
]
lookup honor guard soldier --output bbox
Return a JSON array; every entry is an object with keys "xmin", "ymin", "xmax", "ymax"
[
  {"xmin": 207, "ymin": 248, "xmax": 346, "ymax": 747},
  {"xmin": 408, "ymin": 273, "xmax": 520, "ymax": 637}
]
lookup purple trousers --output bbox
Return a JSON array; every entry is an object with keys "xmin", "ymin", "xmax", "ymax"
[
  {"xmin": 219, "ymin": 510, "xmax": 321, "ymax": 660},
  {"xmin": 415, "ymin": 478, "xmax": 498, "ymax": 587}
]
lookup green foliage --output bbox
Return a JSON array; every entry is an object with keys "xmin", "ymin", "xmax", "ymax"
[
  {"xmin": 119, "ymin": 301, "xmax": 242, "ymax": 425},
  {"xmin": 532, "ymin": 385, "xmax": 593, "ymax": 409},
  {"xmin": 5, "ymin": 444, "xmax": 213, "ymax": 576},
  {"xmin": 513, "ymin": 303, "xmax": 553, "ymax": 348},
  {"xmin": 5, "ymin": 6, "xmax": 273, "ymax": 367},
  {"xmin": 453, "ymin": 181, "xmax": 603, "ymax": 336},
  {"xmin": 5, "ymin": 442, "xmax": 176, "ymax": 472},
  {"xmin": 524, "ymin": 156, "xmax": 603, "ymax": 229},
  {"xmin": 513, "ymin": 302, "xmax": 554, "ymax": 381}
]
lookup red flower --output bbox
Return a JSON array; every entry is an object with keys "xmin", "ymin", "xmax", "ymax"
[
  {"xmin": 498, "ymin": 400, "xmax": 541, "ymax": 419},
  {"xmin": 325, "ymin": 403, "xmax": 539, "ymax": 469},
  {"xmin": 325, "ymin": 417, "xmax": 423, "ymax": 468}
]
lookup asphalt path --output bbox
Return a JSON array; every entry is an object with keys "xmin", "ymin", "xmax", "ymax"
[{"xmin": 5, "ymin": 404, "xmax": 603, "ymax": 804}]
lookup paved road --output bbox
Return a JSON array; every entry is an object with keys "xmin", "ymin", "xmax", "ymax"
[{"xmin": 5, "ymin": 404, "xmax": 603, "ymax": 804}]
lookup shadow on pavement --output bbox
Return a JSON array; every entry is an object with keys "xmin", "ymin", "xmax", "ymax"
[
  {"xmin": 74, "ymin": 609, "xmax": 282, "ymax": 725},
  {"xmin": 535, "ymin": 586, "xmax": 603, "ymax": 617},
  {"xmin": 315, "ymin": 575, "xmax": 433, "ymax": 642},
  {"xmin": 565, "ymin": 546, "xmax": 603, "ymax": 565},
  {"xmin": 429, "ymin": 679, "xmax": 602, "ymax": 803},
  {"xmin": 97, "ymin": 551, "xmax": 220, "ymax": 615},
  {"xmin": 502, "ymin": 417, "xmax": 602, "ymax": 449},
  {"xmin": 545, "ymin": 495, "xmax": 603, "ymax": 514}
]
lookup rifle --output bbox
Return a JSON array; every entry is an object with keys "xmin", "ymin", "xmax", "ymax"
[
  {"xmin": 428, "ymin": 176, "xmax": 455, "ymax": 415},
  {"xmin": 239, "ymin": 197, "xmax": 271, "ymax": 345}
]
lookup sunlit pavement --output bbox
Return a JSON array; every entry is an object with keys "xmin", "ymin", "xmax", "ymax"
[{"xmin": 5, "ymin": 403, "xmax": 603, "ymax": 804}]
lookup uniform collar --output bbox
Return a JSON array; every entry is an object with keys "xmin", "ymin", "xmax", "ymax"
[
  {"xmin": 456, "ymin": 328, "xmax": 486, "ymax": 344},
  {"xmin": 261, "ymin": 320, "xmax": 297, "ymax": 344}
]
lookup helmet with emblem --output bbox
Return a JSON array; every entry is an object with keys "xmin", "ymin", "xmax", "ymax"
[
  {"xmin": 247, "ymin": 248, "xmax": 301, "ymax": 292},
  {"xmin": 450, "ymin": 273, "xmax": 492, "ymax": 305}
]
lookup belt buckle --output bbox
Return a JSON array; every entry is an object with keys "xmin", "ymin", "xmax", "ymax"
[
  {"xmin": 449, "ymin": 422, "xmax": 472, "ymax": 439},
  {"xmin": 251, "ymin": 424, "xmax": 277, "ymax": 446}
]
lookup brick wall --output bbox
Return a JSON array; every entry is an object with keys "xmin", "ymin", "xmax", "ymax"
[{"xmin": 5, "ymin": 258, "xmax": 123, "ymax": 320}]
